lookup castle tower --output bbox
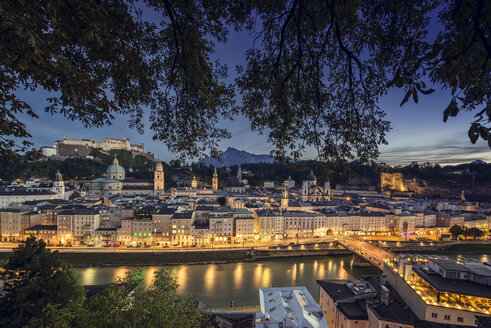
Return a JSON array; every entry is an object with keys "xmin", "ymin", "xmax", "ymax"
[
  {"xmin": 212, "ymin": 167, "xmax": 218, "ymax": 191},
  {"xmin": 191, "ymin": 175, "xmax": 198, "ymax": 188},
  {"xmin": 52, "ymin": 170, "xmax": 65, "ymax": 199},
  {"xmin": 460, "ymin": 189, "xmax": 466, "ymax": 201},
  {"xmin": 154, "ymin": 161, "xmax": 164, "ymax": 192},
  {"xmin": 237, "ymin": 165, "xmax": 242, "ymax": 181},
  {"xmin": 281, "ymin": 182, "xmax": 289, "ymax": 210}
]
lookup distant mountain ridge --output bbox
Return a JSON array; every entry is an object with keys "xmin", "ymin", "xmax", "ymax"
[{"xmin": 200, "ymin": 147, "xmax": 274, "ymax": 167}]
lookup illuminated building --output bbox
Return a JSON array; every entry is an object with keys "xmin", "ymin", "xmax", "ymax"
[
  {"xmin": 171, "ymin": 211, "xmax": 194, "ymax": 246},
  {"xmin": 301, "ymin": 171, "xmax": 331, "ymax": 202},
  {"xmin": 212, "ymin": 167, "xmax": 218, "ymax": 191},
  {"xmin": 56, "ymin": 209, "xmax": 101, "ymax": 244},
  {"xmin": 384, "ymin": 255, "xmax": 491, "ymax": 327},
  {"xmin": 89, "ymin": 157, "xmax": 165, "ymax": 197},
  {"xmin": 153, "ymin": 161, "xmax": 164, "ymax": 193},
  {"xmin": 51, "ymin": 170, "xmax": 65, "ymax": 199},
  {"xmin": 24, "ymin": 225, "xmax": 58, "ymax": 245}
]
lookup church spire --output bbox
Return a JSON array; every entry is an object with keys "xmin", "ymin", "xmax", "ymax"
[
  {"xmin": 212, "ymin": 167, "xmax": 218, "ymax": 191},
  {"xmin": 237, "ymin": 164, "xmax": 242, "ymax": 181}
]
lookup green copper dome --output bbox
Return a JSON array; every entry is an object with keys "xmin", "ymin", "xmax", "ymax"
[{"xmin": 107, "ymin": 157, "xmax": 125, "ymax": 175}]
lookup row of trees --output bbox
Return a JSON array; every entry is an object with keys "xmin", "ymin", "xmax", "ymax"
[
  {"xmin": 2, "ymin": 1, "xmax": 489, "ymax": 163},
  {"xmin": 449, "ymin": 225, "xmax": 487, "ymax": 239},
  {"xmin": 0, "ymin": 238, "xmax": 210, "ymax": 328}
]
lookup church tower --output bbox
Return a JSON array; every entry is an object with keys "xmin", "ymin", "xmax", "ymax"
[
  {"xmin": 191, "ymin": 175, "xmax": 198, "ymax": 188},
  {"xmin": 281, "ymin": 182, "xmax": 289, "ymax": 210},
  {"xmin": 212, "ymin": 167, "xmax": 218, "ymax": 191},
  {"xmin": 154, "ymin": 161, "xmax": 164, "ymax": 192},
  {"xmin": 52, "ymin": 170, "xmax": 65, "ymax": 199},
  {"xmin": 323, "ymin": 180, "xmax": 331, "ymax": 201},
  {"xmin": 237, "ymin": 165, "xmax": 242, "ymax": 181}
]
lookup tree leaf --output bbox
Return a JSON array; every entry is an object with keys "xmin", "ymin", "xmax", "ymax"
[
  {"xmin": 468, "ymin": 123, "xmax": 479, "ymax": 144},
  {"xmin": 400, "ymin": 89, "xmax": 412, "ymax": 106},
  {"xmin": 443, "ymin": 100, "xmax": 459, "ymax": 122},
  {"xmin": 412, "ymin": 89, "xmax": 418, "ymax": 103},
  {"xmin": 420, "ymin": 88, "xmax": 435, "ymax": 95}
]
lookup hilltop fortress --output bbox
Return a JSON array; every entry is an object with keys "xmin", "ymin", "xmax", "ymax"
[{"xmin": 41, "ymin": 137, "xmax": 153, "ymax": 160}]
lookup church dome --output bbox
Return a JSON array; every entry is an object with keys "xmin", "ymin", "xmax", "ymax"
[
  {"xmin": 306, "ymin": 170, "xmax": 316, "ymax": 181},
  {"xmin": 107, "ymin": 157, "xmax": 125, "ymax": 176},
  {"xmin": 55, "ymin": 170, "xmax": 63, "ymax": 181}
]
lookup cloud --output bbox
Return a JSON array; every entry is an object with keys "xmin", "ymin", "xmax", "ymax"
[{"xmin": 379, "ymin": 136, "xmax": 490, "ymax": 165}]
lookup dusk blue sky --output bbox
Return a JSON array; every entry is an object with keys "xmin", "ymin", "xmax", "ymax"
[{"xmin": 14, "ymin": 8, "xmax": 490, "ymax": 166}]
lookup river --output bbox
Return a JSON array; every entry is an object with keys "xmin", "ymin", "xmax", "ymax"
[
  {"xmin": 74, "ymin": 253, "xmax": 489, "ymax": 308},
  {"xmin": 75, "ymin": 255, "xmax": 379, "ymax": 307}
]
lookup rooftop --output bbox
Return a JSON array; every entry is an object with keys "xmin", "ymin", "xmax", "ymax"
[
  {"xmin": 413, "ymin": 266, "xmax": 491, "ymax": 299},
  {"xmin": 258, "ymin": 287, "xmax": 328, "ymax": 328}
]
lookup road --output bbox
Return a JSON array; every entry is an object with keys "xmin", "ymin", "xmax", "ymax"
[{"xmin": 0, "ymin": 236, "xmax": 338, "ymax": 253}]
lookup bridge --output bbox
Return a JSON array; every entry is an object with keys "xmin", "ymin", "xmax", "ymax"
[{"xmin": 338, "ymin": 237, "xmax": 396, "ymax": 270}]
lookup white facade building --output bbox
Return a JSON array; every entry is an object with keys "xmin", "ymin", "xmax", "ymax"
[{"xmin": 256, "ymin": 287, "xmax": 328, "ymax": 328}]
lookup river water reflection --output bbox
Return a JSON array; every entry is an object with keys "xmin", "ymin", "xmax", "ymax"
[
  {"xmin": 75, "ymin": 254, "xmax": 489, "ymax": 307},
  {"xmin": 75, "ymin": 255, "xmax": 379, "ymax": 307}
]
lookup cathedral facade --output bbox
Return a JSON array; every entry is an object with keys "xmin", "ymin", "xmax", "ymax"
[
  {"xmin": 88, "ymin": 157, "xmax": 164, "ymax": 197},
  {"xmin": 301, "ymin": 171, "xmax": 331, "ymax": 201}
]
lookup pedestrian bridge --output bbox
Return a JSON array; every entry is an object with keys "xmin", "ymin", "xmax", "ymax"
[{"xmin": 338, "ymin": 237, "xmax": 396, "ymax": 270}]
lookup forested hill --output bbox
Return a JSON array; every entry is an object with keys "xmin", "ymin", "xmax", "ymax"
[
  {"xmin": 2, "ymin": 150, "xmax": 491, "ymax": 194},
  {"xmin": 0, "ymin": 149, "xmax": 153, "ymax": 181}
]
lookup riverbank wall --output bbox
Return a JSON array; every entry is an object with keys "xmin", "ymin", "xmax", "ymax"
[{"xmin": 0, "ymin": 246, "xmax": 350, "ymax": 267}]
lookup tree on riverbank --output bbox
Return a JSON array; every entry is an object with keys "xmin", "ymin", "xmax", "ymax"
[
  {"xmin": 0, "ymin": 237, "xmax": 85, "ymax": 328},
  {"xmin": 449, "ymin": 225, "xmax": 464, "ymax": 239},
  {"xmin": 81, "ymin": 270, "xmax": 210, "ymax": 328}
]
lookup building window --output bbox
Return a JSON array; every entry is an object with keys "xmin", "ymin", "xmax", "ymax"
[
  {"xmin": 444, "ymin": 315, "xmax": 450, "ymax": 320},
  {"xmin": 457, "ymin": 317, "xmax": 463, "ymax": 323},
  {"xmin": 431, "ymin": 313, "xmax": 437, "ymax": 318}
]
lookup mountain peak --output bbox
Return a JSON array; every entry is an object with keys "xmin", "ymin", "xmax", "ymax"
[{"xmin": 199, "ymin": 148, "xmax": 274, "ymax": 167}]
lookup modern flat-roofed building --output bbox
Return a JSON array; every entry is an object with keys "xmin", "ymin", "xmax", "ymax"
[
  {"xmin": 384, "ymin": 254, "xmax": 491, "ymax": 327},
  {"xmin": 256, "ymin": 287, "xmax": 328, "ymax": 328}
]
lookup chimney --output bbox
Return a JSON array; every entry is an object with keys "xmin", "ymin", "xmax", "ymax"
[{"xmin": 381, "ymin": 285, "xmax": 390, "ymax": 306}]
